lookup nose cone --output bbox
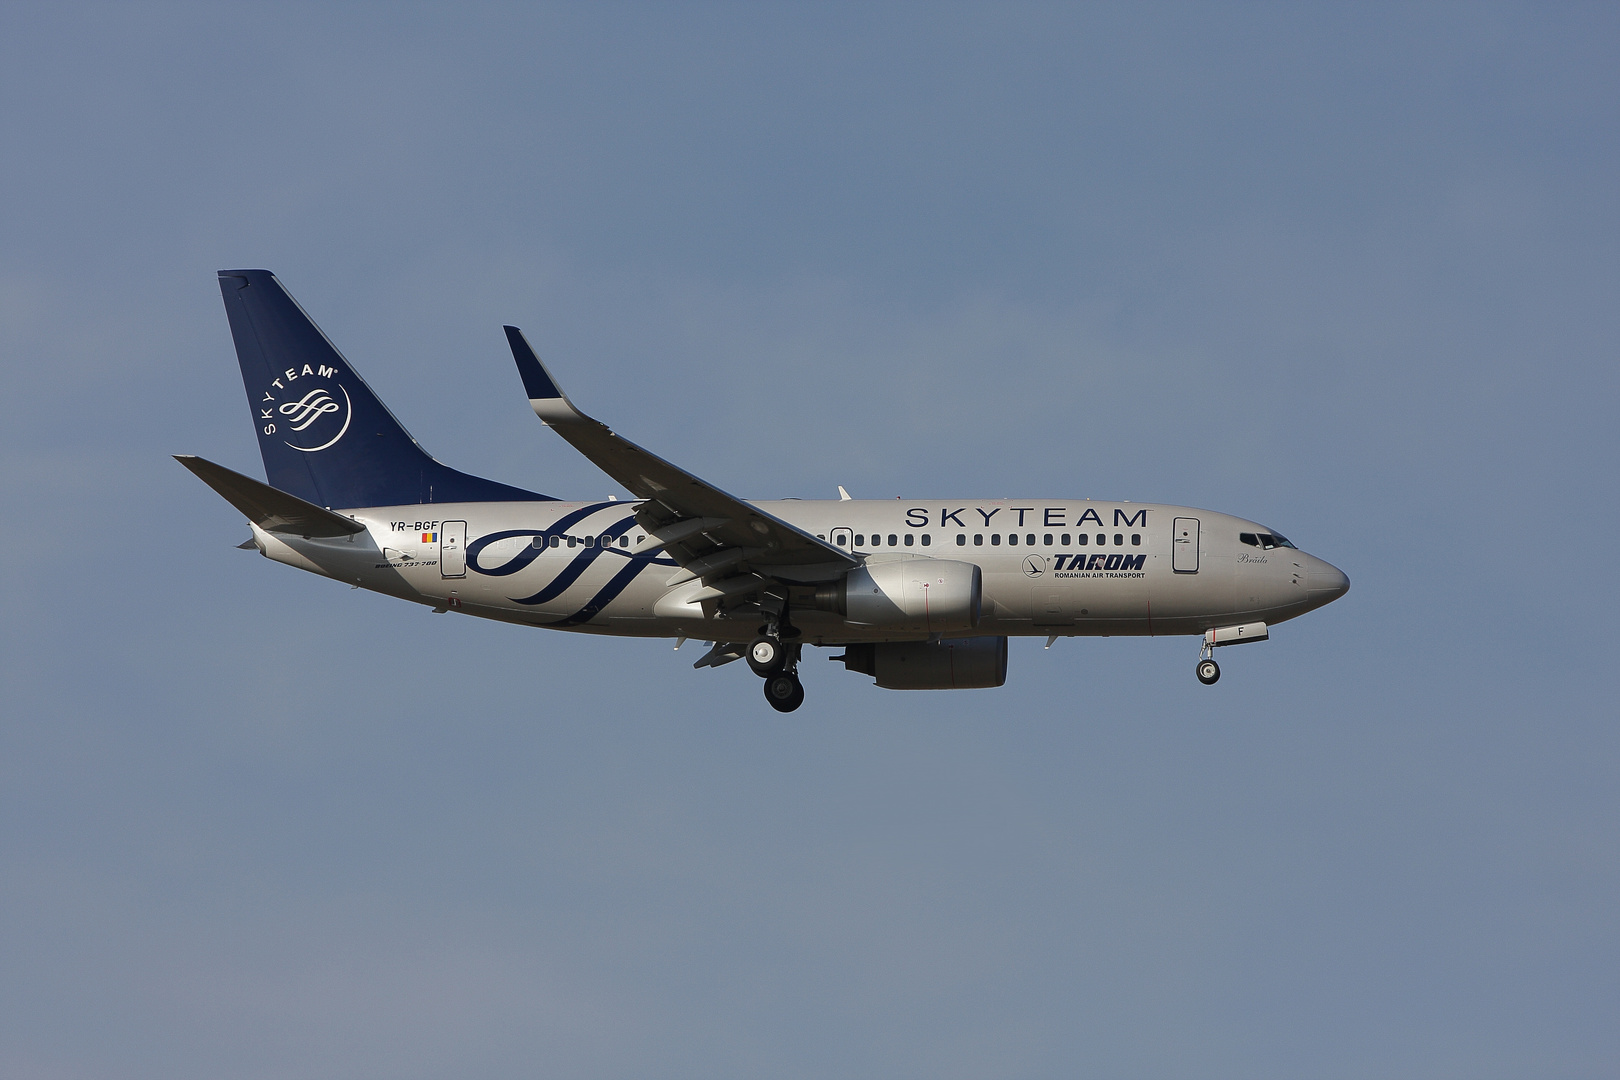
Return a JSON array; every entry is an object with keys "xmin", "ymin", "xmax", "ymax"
[{"xmin": 1305, "ymin": 556, "xmax": 1349, "ymax": 604}]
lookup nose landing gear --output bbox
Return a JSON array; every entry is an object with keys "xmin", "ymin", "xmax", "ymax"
[{"xmin": 1195, "ymin": 657, "xmax": 1220, "ymax": 684}]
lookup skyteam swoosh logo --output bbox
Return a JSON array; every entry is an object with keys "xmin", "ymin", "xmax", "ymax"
[
  {"xmin": 464, "ymin": 508, "xmax": 676, "ymax": 620},
  {"xmin": 257, "ymin": 363, "xmax": 351, "ymax": 452},
  {"xmin": 278, "ymin": 386, "xmax": 351, "ymax": 451}
]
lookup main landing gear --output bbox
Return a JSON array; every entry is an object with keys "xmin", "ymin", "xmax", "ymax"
[
  {"xmin": 764, "ymin": 671, "xmax": 805, "ymax": 712},
  {"xmin": 749, "ymin": 618, "xmax": 804, "ymax": 712}
]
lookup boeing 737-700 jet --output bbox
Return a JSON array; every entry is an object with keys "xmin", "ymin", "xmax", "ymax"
[{"xmin": 180, "ymin": 270, "xmax": 1349, "ymax": 711}]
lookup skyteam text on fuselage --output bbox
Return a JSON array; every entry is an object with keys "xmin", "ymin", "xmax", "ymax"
[{"xmin": 180, "ymin": 270, "xmax": 1349, "ymax": 711}]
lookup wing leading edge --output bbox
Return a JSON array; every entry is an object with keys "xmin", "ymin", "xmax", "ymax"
[{"xmin": 502, "ymin": 326, "xmax": 857, "ymax": 591}]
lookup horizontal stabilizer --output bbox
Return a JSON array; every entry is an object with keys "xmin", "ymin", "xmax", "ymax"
[{"xmin": 175, "ymin": 455, "xmax": 365, "ymax": 537}]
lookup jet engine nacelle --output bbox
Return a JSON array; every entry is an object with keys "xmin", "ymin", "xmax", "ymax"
[
  {"xmin": 814, "ymin": 558, "xmax": 982, "ymax": 632},
  {"xmin": 835, "ymin": 637, "xmax": 1009, "ymax": 690}
]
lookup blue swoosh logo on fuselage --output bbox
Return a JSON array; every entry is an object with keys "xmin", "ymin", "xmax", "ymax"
[
  {"xmin": 464, "ymin": 506, "xmax": 675, "ymax": 616},
  {"xmin": 465, "ymin": 502, "xmax": 617, "ymax": 577}
]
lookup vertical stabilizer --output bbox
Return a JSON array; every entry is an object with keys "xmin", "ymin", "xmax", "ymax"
[{"xmin": 217, "ymin": 269, "xmax": 548, "ymax": 508}]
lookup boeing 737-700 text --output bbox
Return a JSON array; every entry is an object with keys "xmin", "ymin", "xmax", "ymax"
[{"xmin": 180, "ymin": 270, "xmax": 1349, "ymax": 711}]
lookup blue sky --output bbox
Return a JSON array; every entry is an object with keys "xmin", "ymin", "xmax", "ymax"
[{"xmin": 2, "ymin": 4, "xmax": 1616, "ymax": 1078}]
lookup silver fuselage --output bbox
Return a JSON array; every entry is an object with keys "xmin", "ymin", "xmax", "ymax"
[{"xmin": 253, "ymin": 497, "xmax": 1349, "ymax": 645}]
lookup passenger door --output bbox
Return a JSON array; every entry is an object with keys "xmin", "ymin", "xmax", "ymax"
[
  {"xmin": 1172, "ymin": 516, "xmax": 1199, "ymax": 573},
  {"xmin": 440, "ymin": 520, "xmax": 467, "ymax": 578}
]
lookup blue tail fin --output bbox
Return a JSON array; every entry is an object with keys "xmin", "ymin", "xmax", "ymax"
[{"xmin": 217, "ymin": 270, "xmax": 550, "ymax": 508}]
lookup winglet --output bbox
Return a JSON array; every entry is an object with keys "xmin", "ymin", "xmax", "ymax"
[{"xmin": 504, "ymin": 326, "xmax": 585, "ymax": 425}]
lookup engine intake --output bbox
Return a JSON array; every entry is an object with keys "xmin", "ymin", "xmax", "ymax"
[
  {"xmin": 813, "ymin": 558, "xmax": 981, "ymax": 633},
  {"xmin": 835, "ymin": 637, "xmax": 1009, "ymax": 690}
]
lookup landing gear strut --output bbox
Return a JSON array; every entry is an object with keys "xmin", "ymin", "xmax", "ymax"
[
  {"xmin": 750, "ymin": 613, "xmax": 804, "ymax": 711},
  {"xmin": 1195, "ymin": 639, "xmax": 1220, "ymax": 684}
]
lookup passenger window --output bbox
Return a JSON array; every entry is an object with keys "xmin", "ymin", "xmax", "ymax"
[
  {"xmin": 533, "ymin": 536, "xmax": 545, "ymax": 549},
  {"xmin": 957, "ymin": 534, "xmax": 966, "ymax": 546},
  {"xmin": 1078, "ymin": 533, "xmax": 1088, "ymax": 545},
  {"xmin": 1096, "ymin": 533, "xmax": 1106, "ymax": 545},
  {"xmin": 991, "ymin": 534, "xmax": 1001, "ymax": 546},
  {"xmin": 904, "ymin": 533, "xmax": 914, "ymax": 546},
  {"xmin": 888, "ymin": 534, "xmax": 898, "ymax": 546},
  {"xmin": 973, "ymin": 534, "xmax": 983, "ymax": 546},
  {"xmin": 1131, "ymin": 534, "xmax": 1141, "ymax": 546},
  {"xmin": 922, "ymin": 534, "xmax": 931, "ymax": 546},
  {"xmin": 620, "ymin": 536, "xmax": 629, "ymax": 547},
  {"xmin": 1044, "ymin": 533, "xmax": 1053, "ymax": 546},
  {"xmin": 635, "ymin": 535, "xmax": 644, "ymax": 546},
  {"xmin": 552, "ymin": 535, "xmax": 561, "ymax": 548},
  {"xmin": 1027, "ymin": 533, "xmax": 1036, "ymax": 546},
  {"xmin": 855, "ymin": 534, "xmax": 864, "ymax": 547},
  {"xmin": 1114, "ymin": 534, "xmax": 1123, "ymax": 546},
  {"xmin": 567, "ymin": 536, "xmax": 577, "ymax": 548},
  {"xmin": 1061, "ymin": 533, "xmax": 1071, "ymax": 545},
  {"xmin": 1007, "ymin": 533, "xmax": 1017, "ymax": 546}
]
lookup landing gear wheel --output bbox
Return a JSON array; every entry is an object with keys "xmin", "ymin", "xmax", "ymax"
[
  {"xmin": 747, "ymin": 636, "xmax": 786, "ymax": 677},
  {"xmin": 1196, "ymin": 658, "xmax": 1220, "ymax": 685},
  {"xmin": 764, "ymin": 673, "xmax": 805, "ymax": 712}
]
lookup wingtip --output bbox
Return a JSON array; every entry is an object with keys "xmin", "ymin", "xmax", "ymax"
[{"xmin": 504, "ymin": 325, "xmax": 564, "ymax": 401}]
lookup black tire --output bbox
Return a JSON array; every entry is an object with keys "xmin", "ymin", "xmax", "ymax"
[
  {"xmin": 1196, "ymin": 658, "xmax": 1220, "ymax": 685},
  {"xmin": 747, "ymin": 635, "xmax": 785, "ymax": 677},
  {"xmin": 764, "ymin": 673, "xmax": 805, "ymax": 712}
]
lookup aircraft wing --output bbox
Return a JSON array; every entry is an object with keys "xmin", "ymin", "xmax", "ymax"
[
  {"xmin": 504, "ymin": 327, "xmax": 857, "ymax": 586},
  {"xmin": 175, "ymin": 455, "xmax": 366, "ymax": 537}
]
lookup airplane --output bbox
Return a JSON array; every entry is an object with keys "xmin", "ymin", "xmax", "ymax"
[{"xmin": 179, "ymin": 269, "xmax": 1349, "ymax": 712}]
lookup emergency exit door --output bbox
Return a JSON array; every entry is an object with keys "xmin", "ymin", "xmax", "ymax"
[
  {"xmin": 1172, "ymin": 517, "xmax": 1200, "ymax": 573},
  {"xmin": 440, "ymin": 520, "xmax": 467, "ymax": 578}
]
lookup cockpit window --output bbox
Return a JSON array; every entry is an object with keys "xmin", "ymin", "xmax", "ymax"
[
  {"xmin": 1263, "ymin": 531, "xmax": 1296, "ymax": 549},
  {"xmin": 1240, "ymin": 532, "xmax": 1259, "ymax": 547}
]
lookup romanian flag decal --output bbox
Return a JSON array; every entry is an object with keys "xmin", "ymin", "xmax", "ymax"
[{"xmin": 422, "ymin": 531, "xmax": 437, "ymax": 543}]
